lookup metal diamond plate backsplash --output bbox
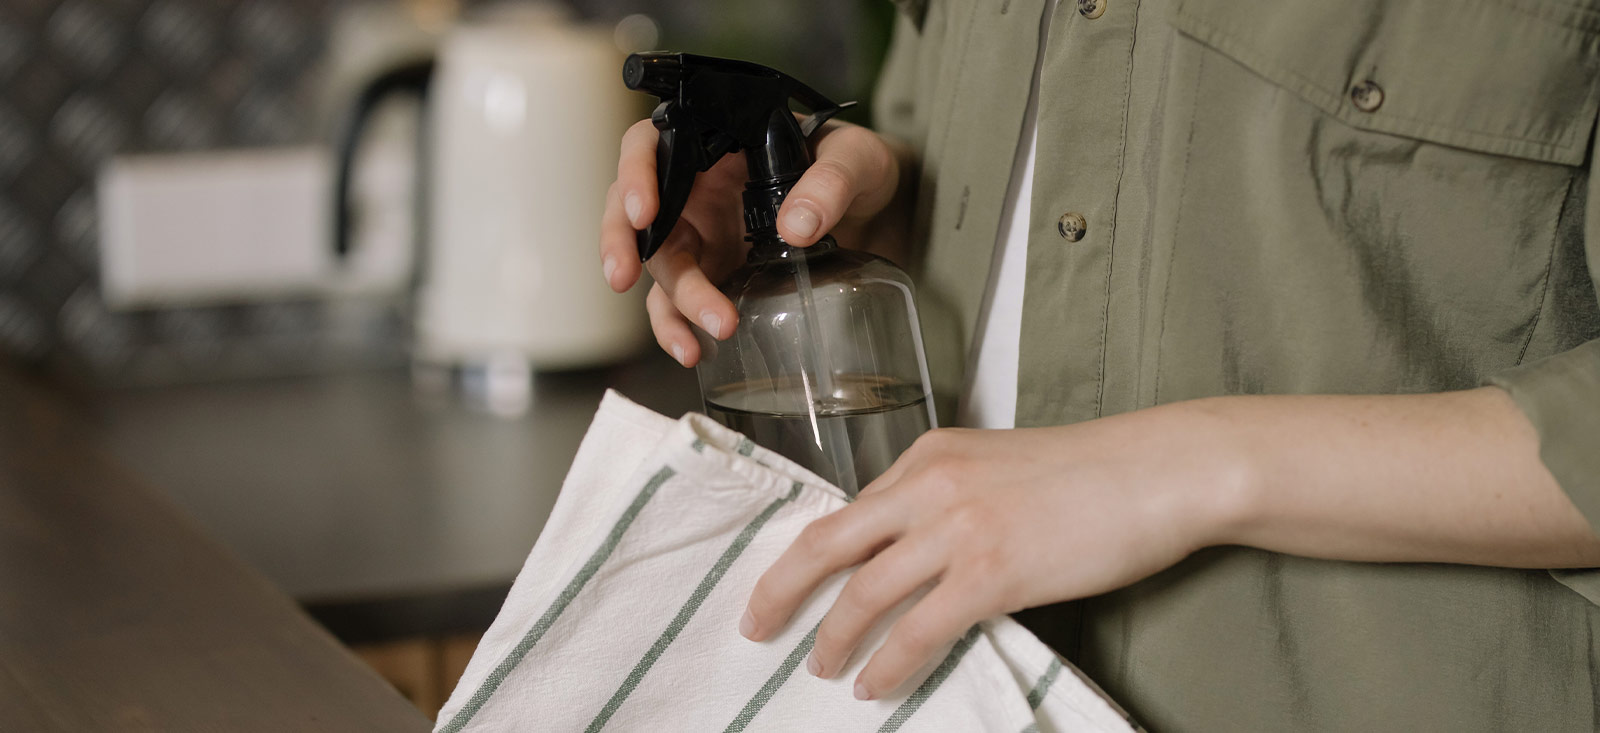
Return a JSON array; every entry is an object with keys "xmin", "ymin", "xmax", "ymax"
[{"xmin": 0, "ymin": 0, "xmax": 887, "ymax": 385}]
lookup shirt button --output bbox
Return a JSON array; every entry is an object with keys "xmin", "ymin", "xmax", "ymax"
[
  {"xmin": 1077, "ymin": 0, "xmax": 1107, "ymax": 19},
  {"xmin": 1350, "ymin": 80, "xmax": 1384, "ymax": 112},
  {"xmin": 1057, "ymin": 212, "xmax": 1087, "ymax": 242}
]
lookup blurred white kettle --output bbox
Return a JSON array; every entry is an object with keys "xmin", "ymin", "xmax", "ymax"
[{"xmin": 334, "ymin": 5, "xmax": 647, "ymax": 374}]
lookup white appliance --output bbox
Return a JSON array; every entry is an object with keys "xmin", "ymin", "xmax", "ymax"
[{"xmin": 335, "ymin": 6, "xmax": 647, "ymax": 375}]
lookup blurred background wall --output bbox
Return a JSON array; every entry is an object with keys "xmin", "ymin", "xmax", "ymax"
[{"xmin": 0, "ymin": 0, "xmax": 895, "ymax": 386}]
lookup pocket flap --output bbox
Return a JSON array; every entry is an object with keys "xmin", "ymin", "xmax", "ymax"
[{"xmin": 1173, "ymin": 0, "xmax": 1600, "ymax": 165}]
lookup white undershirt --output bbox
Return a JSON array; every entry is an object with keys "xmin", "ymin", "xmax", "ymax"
[{"xmin": 956, "ymin": 1, "xmax": 1055, "ymax": 430}]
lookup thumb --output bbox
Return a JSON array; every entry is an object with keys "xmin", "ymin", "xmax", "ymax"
[{"xmin": 776, "ymin": 125, "xmax": 897, "ymax": 246}]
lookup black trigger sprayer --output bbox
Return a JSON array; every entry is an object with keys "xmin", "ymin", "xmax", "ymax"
[{"xmin": 623, "ymin": 52, "xmax": 935, "ymax": 495}]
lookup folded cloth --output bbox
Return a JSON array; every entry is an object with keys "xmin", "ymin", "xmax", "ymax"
[{"xmin": 435, "ymin": 391, "xmax": 1136, "ymax": 733}]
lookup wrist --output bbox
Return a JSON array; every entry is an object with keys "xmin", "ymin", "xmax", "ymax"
[{"xmin": 1168, "ymin": 396, "xmax": 1267, "ymax": 551}]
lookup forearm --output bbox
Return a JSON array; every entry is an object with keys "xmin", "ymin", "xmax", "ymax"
[{"xmin": 1195, "ymin": 388, "xmax": 1600, "ymax": 568}]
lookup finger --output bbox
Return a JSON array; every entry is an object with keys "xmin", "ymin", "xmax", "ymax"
[
  {"xmin": 742, "ymin": 495, "xmax": 904, "ymax": 642},
  {"xmin": 617, "ymin": 119, "xmax": 661, "ymax": 229},
  {"xmin": 853, "ymin": 578, "xmax": 987, "ymax": 701},
  {"xmin": 646, "ymin": 283, "xmax": 698, "ymax": 366},
  {"xmin": 810, "ymin": 124, "xmax": 901, "ymax": 220},
  {"xmin": 645, "ymin": 224, "xmax": 738, "ymax": 341},
  {"xmin": 807, "ymin": 532, "xmax": 947, "ymax": 680},
  {"xmin": 777, "ymin": 124, "xmax": 896, "ymax": 246},
  {"xmin": 677, "ymin": 153, "xmax": 753, "ymax": 265},
  {"xmin": 600, "ymin": 182, "xmax": 644, "ymax": 292}
]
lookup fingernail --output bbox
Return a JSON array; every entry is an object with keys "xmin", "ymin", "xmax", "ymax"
[
  {"xmin": 806, "ymin": 654, "xmax": 822, "ymax": 677},
  {"xmin": 699, "ymin": 311, "xmax": 722, "ymax": 339},
  {"xmin": 602, "ymin": 256, "xmax": 617, "ymax": 287},
  {"xmin": 781, "ymin": 207, "xmax": 819, "ymax": 240},
  {"xmin": 671, "ymin": 343, "xmax": 687, "ymax": 366},
  {"xmin": 739, "ymin": 609, "xmax": 757, "ymax": 639},
  {"xmin": 853, "ymin": 681, "xmax": 873, "ymax": 701},
  {"xmin": 624, "ymin": 192, "xmax": 643, "ymax": 227}
]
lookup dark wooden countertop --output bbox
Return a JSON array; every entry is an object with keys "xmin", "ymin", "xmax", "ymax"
[
  {"xmin": 0, "ymin": 366, "xmax": 432, "ymax": 731},
  {"xmin": 87, "ymin": 354, "xmax": 700, "ymax": 642}
]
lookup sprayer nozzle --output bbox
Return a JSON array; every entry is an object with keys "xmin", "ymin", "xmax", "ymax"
[{"xmin": 622, "ymin": 52, "xmax": 681, "ymax": 99}]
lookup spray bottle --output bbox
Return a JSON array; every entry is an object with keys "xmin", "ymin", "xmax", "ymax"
[{"xmin": 624, "ymin": 52, "xmax": 935, "ymax": 495}]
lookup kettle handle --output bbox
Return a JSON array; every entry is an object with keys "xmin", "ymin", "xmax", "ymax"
[{"xmin": 331, "ymin": 59, "xmax": 436, "ymax": 262}]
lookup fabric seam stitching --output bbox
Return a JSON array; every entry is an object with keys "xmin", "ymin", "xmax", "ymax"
[{"xmin": 1094, "ymin": 0, "xmax": 1143, "ymax": 418}]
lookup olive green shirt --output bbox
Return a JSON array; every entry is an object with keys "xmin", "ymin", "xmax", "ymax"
[{"xmin": 874, "ymin": 0, "xmax": 1600, "ymax": 729}]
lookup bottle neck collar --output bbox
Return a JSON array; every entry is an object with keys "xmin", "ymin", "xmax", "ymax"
[
  {"xmin": 739, "ymin": 121, "xmax": 835, "ymax": 262},
  {"xmin": 747, "ymin": 234, "xmax": 836, "ymax": 264}
]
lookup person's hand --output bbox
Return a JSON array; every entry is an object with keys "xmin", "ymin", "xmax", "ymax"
[
  {"xmin": 737, "ymin": 402, "xmax": 1252, "ymax": 700},
  {"xmin": 598, "ymin": 119, "xmax": 903, "ymax": 367}
]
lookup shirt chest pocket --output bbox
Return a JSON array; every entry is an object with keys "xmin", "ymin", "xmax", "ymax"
[
  {"xmin": 1151, "ymin": 0, "xmax": 1600, "ymax": 401},
  {"xmin": 1177, "ymin": 0, "xmax": 1600, "ymax": 164},
  {"xmin": 1172, "ymin": 0, "xmax": 1600, "ymax": 165}
]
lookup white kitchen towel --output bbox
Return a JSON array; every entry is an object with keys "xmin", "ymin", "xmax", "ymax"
[{"xmin": 434, "ymin": 391, "xmax": 1136, "ymax": 733}]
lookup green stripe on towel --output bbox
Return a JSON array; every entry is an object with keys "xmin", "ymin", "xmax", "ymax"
[
  {"xmin": 723, "ymin": 620, "xmax": 822, "ymax": 732},
  {"xmin": 1026, "ymin": 658, "xmax": 1063, "ymax": 710},
  {"xmin": 436, "ymin": 465, "xmax": 676, "ymax": 733},
  {"xmin": 877, "ymin": 625, "xmax": 983, "ymax": 733},
  {"xmin": 585, "ymin": 481, "xmax": 804, "ymax": 732}
]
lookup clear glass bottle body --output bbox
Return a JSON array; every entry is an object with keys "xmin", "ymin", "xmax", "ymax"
[{"xmin": 695, "ymin": 236, "xmax": 936, "ymax": 495}]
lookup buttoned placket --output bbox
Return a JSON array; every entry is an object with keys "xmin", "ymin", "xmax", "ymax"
[
  {"xmin": 1015, "ymin": 0, "xmax": 1143, "ymax": 427},
  {"xmin": 905, "ymin": 0, "xmax": 1055, "ymax": 422}
]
